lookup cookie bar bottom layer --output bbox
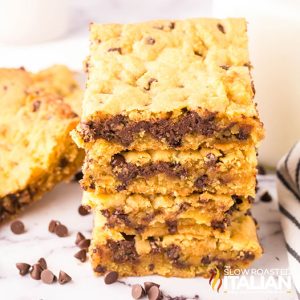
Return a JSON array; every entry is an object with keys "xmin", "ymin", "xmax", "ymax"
[
  {"xmin": 0, "ymin": 138, "xmax": 84, "ymax": 223},
  {"xmin": 89, "ymin": 216, "xmax": 262, "ymax": 277},
  {"xmin": 83, "ymin": 192, "xmax": 252, "ymax": 233}
]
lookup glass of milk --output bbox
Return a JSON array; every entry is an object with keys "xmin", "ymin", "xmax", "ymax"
[
  {"xmin": 213, "ymin": 0, "xmax": 300, "ymax": 167},
  {"xmin": 0, "ymin": 0, "xmax": 70, "ymax": 44}
]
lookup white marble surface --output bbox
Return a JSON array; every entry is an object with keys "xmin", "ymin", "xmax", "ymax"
[{"xmin": 0, "ymin": 176, "xmax": 297, "ymax": 300}]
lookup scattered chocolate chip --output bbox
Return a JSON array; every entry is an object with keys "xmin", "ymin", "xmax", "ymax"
[
  {"xmin": 78, "ymin": 205, "xmax": 90, "ymax": 216},
  {"xmin": 58, "ymin": 270, "xmax": 72, "ymax": 284},
  {"xmin": 147, "ymin": 285, "xmax": 162, "ymax": 300},
  {"xmin": 16, "ymin": 263, "xmax": 31, "ymax": 276},
  {"xmin": 104, "ymin": 271, "xmax": 119, "ymax": 284},
  {"xmin": 55, "ymin": 224, "xmax": 68, "ymax": 237},
  {"xmin": 74, "ymin": 249, "xmax": 87, "ymax": 262},
  {"xmin": 217, "ymin": 23, "xmax": 225, "ymax": 34},
  {"xmin": 144, "ymin": 282, "xmax": 160, "ymax": 293},
  {"xmin": 37, "ymin": 257, "xmax": 47, "ymax": 270},
  {"xmin": 78, "ymin": 238, "xmax": 91, "ymax": 250},
  {"xmin": 32, "ymin": 100, "xmax": 41, "ymax": 112},
  {"xmin": 145, "ymin": 37, "xmax": 155, "ymax": 45},
  {"xmin": 48, "ymin": 220, "xmax": 59, "ymax": 233},
  {"xmin": 108, "ymin": 47, "xmax": 122, "ymax": 54},
  {"xmin": 260, "ymin": 191, "xmax": 272, "ymax": 202},
  {"xmin": 75, "ymin": 232, "xmax": 86, "ymax": 246},
  {"xmin": 10, "ymin": 220, "xmax": 25, "ymax": 234},
  {"xmin": 41, "ymin": 269, "xmax": 56, "ymax": 284},
  {"xmin": 132, "ymin": 284, "xmax": 146, "ymax": 299},
  {"xmin": 30, "ymin": 264, "xmax": 43, "ymax": 280},
  {"xmin": 257, "ymin": 165, "xmax": 266, "ymax": 175}
]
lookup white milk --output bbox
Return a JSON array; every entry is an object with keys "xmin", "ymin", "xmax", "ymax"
[
  {"xmin": 0, "ymin": 0, "xmax": 70, "ymax": 44},
  {"xmin": 213, "ymin": 0, "xmax": 300, "ymax": 167}
]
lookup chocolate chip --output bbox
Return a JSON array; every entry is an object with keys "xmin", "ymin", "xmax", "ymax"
[
  {"xmin": 73, "ymin": 171, "xmax": 83, "ymax": 182},
  {"xmin": 169, "ymin": 22, "xmax": 175, "ymax": 30},
  {"xmin": 144, "ymin": 282, "xmax": 160, "ymax": 293},
  {"xmin": 108, "ymin": 47, "xmax": 122, "ymax": 54},
  {"xmin": 147, "ymin": 286, "xmax": 162, "ymax": 300},
  {"xmin": 55, "ymin": 224, "xmax": 68, "ymax": 237},
  {"xmin": 166, "ymin": 220, "xmax": 177, "ymax": 234},
  {"xmin": 78, "ymin": 238, "xmax": 91, "ymax": 249},
  {"xmin": 166, "ymin": 244, "xmax": 181, "ymax": 260},
  {"xmin": 10, "ymin": 220, "xmax": 25, "ymax": 234},
  {"xmin": 194, "ymin": 174, "xmax": 208, "ymax": 190},
  {"xmin": 16, "ymin": 263, "xmax": 31, "ymax": 276},
  {"xmin": 78, "ymin": 205, "xmax": 90, "ymax": 216},
  {"xmin": 30, "ymin": 264, "xmax": 43, "ymax": 280},
  {"xmin": 132, "ymin": 284, "xmax": 146, "ymax": 299},
  {"xmin": 148, "ymin": 264, "xmax": 155, "ymax": 271},
  {"xmin": 257, "ymin": 165, "xmax": 266, "ymax": 175},
  {"xmin": 145, "ymin": 37, "xmax": 155, "ymax": 45},
  {"xmin": 41, "ymin": 269, "xmax": 56, "ymax": 284},
  {"xmin": 32, "ymin": 100, "xmax": 41, "ymax": 112},
  {"xmin": 194, "ymin": 51, "xmax": 202, "ymax": 57},
  {"xmin": 74, "ymin": 249, "xmax": 87, "ymax": 262},
  {"xmin": 58, "ymin": 270, "xmax": 72, "ymax": 284},
  {"xmin": 75, "ymin": 232, "xmax": 86, "ymax": 246},
  {"xmin": 48, "ymin": 220, "xmax": 59, "ymax": 233},
  {"xmin": 260, "ymin": 191, "xmax": 272, "ymax": 202},
  {"xmin": 37, "ymin": 257, "xmax": 47, "ymax": 270},
  {"xmin": 144, "ymin": 78, "xmax": 158, "ymax": 91},
  {"xmin": 220, "ymin": 65, "xmax": 229, "ymax": 70},
  {"xmin": 94, "ymin": 265, "xmax": 107, "ymax": 274},
  {"xmin": 217, "ymin": 23, "xmax": 225, "ymax": 34},
  {"xmin": 104, "ymin": 271, "xmax": 119, "ymax": 284}
]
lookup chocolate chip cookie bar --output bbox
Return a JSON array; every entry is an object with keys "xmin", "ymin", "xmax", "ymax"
[
  {"xmin": 0, "ymin": 66, "xmax": 84, "ymax": 223},
  {"xmin": 90, "ymin": 215, "xmax": 262, "ymax": 277},
  {"xmin": 73, "ymin": 18, "xmax": 263, "ymax": 152},
  {"xmin": 74, "ymin": 17, "xmax": 264, "ymax": 279},
  {"xmin": 83, "ymin": 192, "xmax": 252, "ymax": 234},
  {"xmin": 80, "ymin": 141, "xmax": 257, "ymax": 196}
]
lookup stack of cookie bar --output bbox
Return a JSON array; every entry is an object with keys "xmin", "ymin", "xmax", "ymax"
[{"xmin": 73, "ymin": 18, "xmax": 264, "ymax": 277}]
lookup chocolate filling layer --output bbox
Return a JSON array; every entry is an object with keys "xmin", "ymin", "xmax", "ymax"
[
  {"xmin": 103, "ymin": 239, "xmax": 255, "ymax": 269},
  {"xmin": 106, "ymin": 239, "xmax": 139, "ymax": 263},
  {"xmin": 100, "ymin": 199, "xmax": 243, "ymax": 234},
  {"xmin": 80, "ymin": 111, "xmax": 252, "ymax": 147},
  {"xmin": 110, "ymin": 154, "xmax": 188, "ymax": 191}
]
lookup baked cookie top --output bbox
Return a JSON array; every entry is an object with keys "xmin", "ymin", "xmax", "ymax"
[
  {"xmin": 83, "ymin": 18, "xmax": 256, "ymax": 119},
  {"xmin": 0, "ymin": 66, "xmax": 81, "ymax": 197}
]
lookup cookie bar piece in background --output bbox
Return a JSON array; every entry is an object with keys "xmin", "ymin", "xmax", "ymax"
[
  {"xmin": 90, "ymin": 215, "xmax": 262, "ymax": 277},
  {"xmin": 83, "ymin": 191, "xmax": 252, "ymax": 235},
  {"xmin": 0, "ymin": 66, "xmax": 84, "ymax": 223},
  {"xmin": 73, "ymin": 18, "xmax": 264, "ymax": 152},
  {"xmin": 80, "ymin": 142, "xmax": 257, "ymax": 196}
]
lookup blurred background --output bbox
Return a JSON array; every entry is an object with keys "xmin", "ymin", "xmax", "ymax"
[{"xmin": 0, "ymin": 0, "xmax": 299, "ymax": 167}]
